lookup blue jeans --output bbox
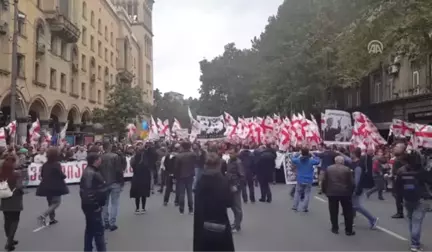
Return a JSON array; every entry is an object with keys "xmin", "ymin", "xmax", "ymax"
[
  {"xmin": 84, "ymin": 210, "xmax": 106, "ymax": 252},
  {"xmin": 293, "ymin": 183, "xmax": 312, "ymax": 211},
  {"xmin": 352, "ymin": 193, "xmax": 376, "ymax": 226},
  {"xmin": 406, "ymin": 201, "xmax": 429, "ymax": 249},
  {"xmin": 192, "ymin": 168, "xmax": 202, "ymax": 190},
  {"xmin": 102, "ymin": 183, "xmax": 123, "ymax": 226}
]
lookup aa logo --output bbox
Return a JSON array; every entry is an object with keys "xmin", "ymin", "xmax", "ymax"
[{"xmin": 368, "ymin": 40, "xmax": 383, "ymax": 54}]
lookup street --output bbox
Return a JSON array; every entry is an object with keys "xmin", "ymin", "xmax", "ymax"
[{"xmin": 0, "ymin": 184, "xmax": 430, "ymax": 251}]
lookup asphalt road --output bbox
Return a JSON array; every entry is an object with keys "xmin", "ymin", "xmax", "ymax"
[{"xmin": 0, "ymin": 184, "xmax": 430, "ymax": 251}]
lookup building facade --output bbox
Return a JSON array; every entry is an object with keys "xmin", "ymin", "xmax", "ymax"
[
  {"xmin": 0, "ymin": 0, "xmax": 154, "ymax": 141},
  {"xmin": 336, "ymin": 54, "xmax": 432, "ymax": 133}
]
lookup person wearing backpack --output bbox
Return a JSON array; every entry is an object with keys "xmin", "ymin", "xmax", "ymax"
[
  {"xmin": 0, "ymin": 155, "xmax": 24, "ymax": 251},
  {"xmin": 395, "ymin": 152, "xmax": 432, "ymax": 252}
]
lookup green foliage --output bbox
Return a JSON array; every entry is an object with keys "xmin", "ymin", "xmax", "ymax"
[
  {"xmin": 91, "ymin": 83, "xmax": 151, "ymax": 137},
  {"xmin": 195, "ymin": 0, "xmax": 432, "ymax": 116},
  {"xmin": 152, "ymin": 89, "xmax": 195, "ymax": 128}
]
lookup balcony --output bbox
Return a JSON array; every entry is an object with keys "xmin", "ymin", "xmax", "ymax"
[
  {"xmin": 117, "ymin": 68, "xmax": 134, "ymax": 83},
  {"xmin": 44, "ymin": 9, "xmax": 80, "ymax": 43}
]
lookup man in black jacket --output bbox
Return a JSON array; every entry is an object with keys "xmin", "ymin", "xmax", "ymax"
[
  {"xmin": 238, "ymin": 146, "xmax": 255, "ymax": 203},
  {"xmin": 174, "ymin": 142, "xmax": 197, "ymax": 214},
  {"xmin": 395, "ymin": 152, "xmax": 432, "ymax": 252},
  {"xmin": 80, "ymin": 153, "xmax": 107, "ymax": 252}
]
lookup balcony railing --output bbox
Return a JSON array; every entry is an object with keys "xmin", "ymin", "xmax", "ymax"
[
  {"xmin": 394, "ymin": 86, "xmax": 431, "ymax": 99},
  {"xmin": 44, "ymin": 9, "xmax": 80, "ymax": 43}
]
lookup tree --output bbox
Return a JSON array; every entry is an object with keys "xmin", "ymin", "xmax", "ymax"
[
  {"xmin": 195, "ymin": 0, "xmax": 432, "ymax": 117},
  {"xmin": 198, "ymin": 43, "xmax": 258, "ymax": 117},
  {"xmin": 92, "ymin": 83, "xmax": 151, "ymax": 137},
  {"xmin": 152, "ymin": 88, "xmax": 192, "ymax": 128}
]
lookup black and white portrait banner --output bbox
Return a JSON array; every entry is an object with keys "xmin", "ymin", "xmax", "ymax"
[{"xmin": 196, "ymin": 115, "xmax": 225, "ymax": 139}]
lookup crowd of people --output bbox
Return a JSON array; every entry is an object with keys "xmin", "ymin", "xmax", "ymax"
[{"xmin": 0, "ymin": 139, "xmax": 430, "ymax": 252}]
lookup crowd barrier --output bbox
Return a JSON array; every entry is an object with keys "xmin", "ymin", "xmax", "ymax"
[{"xmin": 27, "ymin": 158, "xmax": 134, "ymax": 186}]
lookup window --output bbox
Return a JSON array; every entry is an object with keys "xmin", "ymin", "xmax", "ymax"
[
  {"xmin": 34, "ymin": 62, "xmax": 39, "ymax": 82},
  {"xmin": 105, "ymin": 26, "xmax": 108, "ymax": 40},
  {"xmin": 413, "ymin": 71, "xmax": 420, "ymax": 88},
  {"xmin": 82, "ymin": 2, "xmax": 87, "ymax": 19},
  {"xmin": 60, "ymin": 73, "xmax": 66, "ymax": 92},
  {"xmin": 17, "ymin": 12, "xmax": 26, "ymax": 36},
  {"xmin": 90, "ymin": 11, "xmax": 94, "ymax": 27},
  {"xmin": 97, "ymin": 90, "xmax": 101, "ymax": 103},
  {"xmin": 413, "ymin": 71, "xmax": 420, "ymax": 94},
  {"xmin": 61, "ymin": 41, "xmax": 67, "ymax": 59},
  {"xmin": 81, "ymin": 54, "xmax": 86, "ymax": 71},
  {"xmin": 110, "ymin": 32, "xmax": 113, "ymax": 46},
  {"xmin": 346, "ymin": 92, "xmax": 352, "ymax": 108},
  {"xmin": 110, "ymin": 74, "xmax": 113, "ymax": 86},
  {"xmin": 98, "ymin": 19, "xmax": 101, "ymax": 34},
  {"xmin": 17, "ymin": 54, "xmax": 25, "ymax": 78},
  {"xmin": 356, "ymin": 89, "xmax": 361, "ymax": 106},
  {"xmin": 98, "ymin": 66, "xmax": 101, "ymax": 79},
  {"xmin": 50, "ymin": 68, "xmax": 57, "ymax": 89},
  {"xmin": 105, "ymin": 48, "xmax": 108, "ymax": 61},
  {"xmin": 51, "ymin": 36, "xmax": 57, "ymax": 54},
  {"xmin": 82, "ymin": 26, "xmax": 87, "ymax": 45},
  {"xmin": 146, "ymin": 64, "xmax": 151, "ymax": 83},
  {"xmin": 90, "ymin": 35, "xmax": 94, "ymax": 51},
  {"xmin": 81, "ymin": 82, "xmax": 86, "ymax": 98},
  {"xmin": 98, "ymin": 41, "xmax": 102, "ymax": 56},
  {"xmin": 37, "ymin": 0, "xmax": 41, "ymax": 7},
  {"xmin": 110, "ymin": 52, "xmax": 113, "ymax": 66},
  {"xmin": 116, "ymin": 57, "xmax": 118, "ymax": 68}
]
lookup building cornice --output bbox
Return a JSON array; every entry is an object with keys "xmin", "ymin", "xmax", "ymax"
[{"xmin": 132, "ymin": 22, "xmax": 154, "ymax": 37}]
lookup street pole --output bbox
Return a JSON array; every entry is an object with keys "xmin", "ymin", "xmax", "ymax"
[{"xmin": 10, "ymin": 0, "xmax": 19, "ymax": 122}]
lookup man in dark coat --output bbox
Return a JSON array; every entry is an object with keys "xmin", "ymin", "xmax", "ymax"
[
  {"xmin": 255, "ymin": 146, "xmax": 276, "ymax": 203},
  {"xmin": 174, "ymin": 141, "xmax": 197, "ymax": 214},
  {"xmin": 238, "ymin": 146, "xmax": 255, "ymax": 203},
  {"xmin": 193, "ymin": 152, "xmax": 234, "ymax": 252}
]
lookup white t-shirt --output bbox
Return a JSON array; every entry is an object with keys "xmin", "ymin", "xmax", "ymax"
[{"xmin": 34, "ymin": 154, "xmax": 47, "ymax": 164}]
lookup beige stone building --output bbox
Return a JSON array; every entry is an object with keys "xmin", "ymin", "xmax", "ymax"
[{"xmin": 0, "ymin": 0, "xmax": 154, "ymax": 142}]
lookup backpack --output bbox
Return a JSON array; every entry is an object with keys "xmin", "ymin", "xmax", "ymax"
[
  {"xmin": 399, "ymin": 170, "xmax": 422, "ymax": 203},
  {"xmin": 0, "ymin": 180, "xmax": 14, "ymax": 199}
]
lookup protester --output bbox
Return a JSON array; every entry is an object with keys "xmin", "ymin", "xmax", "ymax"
[
  {"xmin": 130, "ymin": 143, "xmax": 152, "ymax": 214},
  {"xmin": 351, "ymin": 148, "xmax": 379, "ymax": 229},
  {"xmin": 33, "ymin": 148, "xmax": 47, "ymax": 164},
  {"xmin": 255, "ymin": 145, "xmax": 276, "ymax": 203},
  {"xmin": 163, "ymin": 144, "xmax": 180, "ymax": 206},
  {"xmin": 391, "ymin": 142, "xmax": 409, "ymax": 218},
  {"xmin": 192, "ymin": 143, "xmax": 206, "ymax": 192},
  {"xmin": 291, "ymin": 147, "xmax": 320, "ymax": 212},
  {"xmin": 0, "ymin": 155, "xmax": 23, "ymax": 252},
  {"xmin": 80, "ymin": 152, "xmax": 107, "ymax": 252},
  {"xmin": 395, "ymin": 151, "xmax": 432, "ymax": 252},
  {"xmin": 322, "ymin": 156, "xmax": 355, "ymax": 235},
  {"xmin": 226, "ymin": 146, "xmax": 245, "ymax": 233},
  {"xmin": 238, "ymin": 146, "xmax": 255, "ymax": 203},
  {"xmin": 36, "ymin": 147, "xmax": 69, "ymax": 226},
  {"xmin": 193, "ymin": 152, "xmax": 234, "ymax": 252},
  {"xmin": 174, "ymin": 141, "xmax": 196, "ymax": 214},
  {"xmin": 100, "ymin": 142, "xmax": 124, "ymax": 231},
  {"xmin": 74, "ymin": 146, "xmax": 87, "ymax": 161},
  {"xmin": 315, "ymin": 145, "xmax": 338, "ymax": 194},
  {"xmin": 366, "ymin": 148, "xmax": 387, "ymax": 200}
]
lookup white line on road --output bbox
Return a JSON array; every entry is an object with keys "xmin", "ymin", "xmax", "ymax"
[
  {"xmin": 32, "ymin": 225, "xmax": 47, "ymax": 233},
  {"xmin": 313, "ymin": 196, "xmax": 408, "ymax": 241}
]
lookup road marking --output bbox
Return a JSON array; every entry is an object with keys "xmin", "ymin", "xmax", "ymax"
[
  {"xmin": 32, "ymin": 225, "xmax": 47, "ymax": 232},
  {"xmin": 314, "ymin": 196, "xmax": 408, "ymax": 241}
]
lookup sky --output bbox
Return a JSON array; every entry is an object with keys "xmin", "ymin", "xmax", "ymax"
[{"xmin": 152, "ymin": 0, "xmax": 284, "ymax": 98}]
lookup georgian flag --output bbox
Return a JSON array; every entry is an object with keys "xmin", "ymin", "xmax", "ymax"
[
  {"xmin": 5, "ymin": 120, "xmax": 16, "ymax": 138},
  {"xmin": 172, "ymin": 118, "xmax": 182, "ymax": 132}
]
